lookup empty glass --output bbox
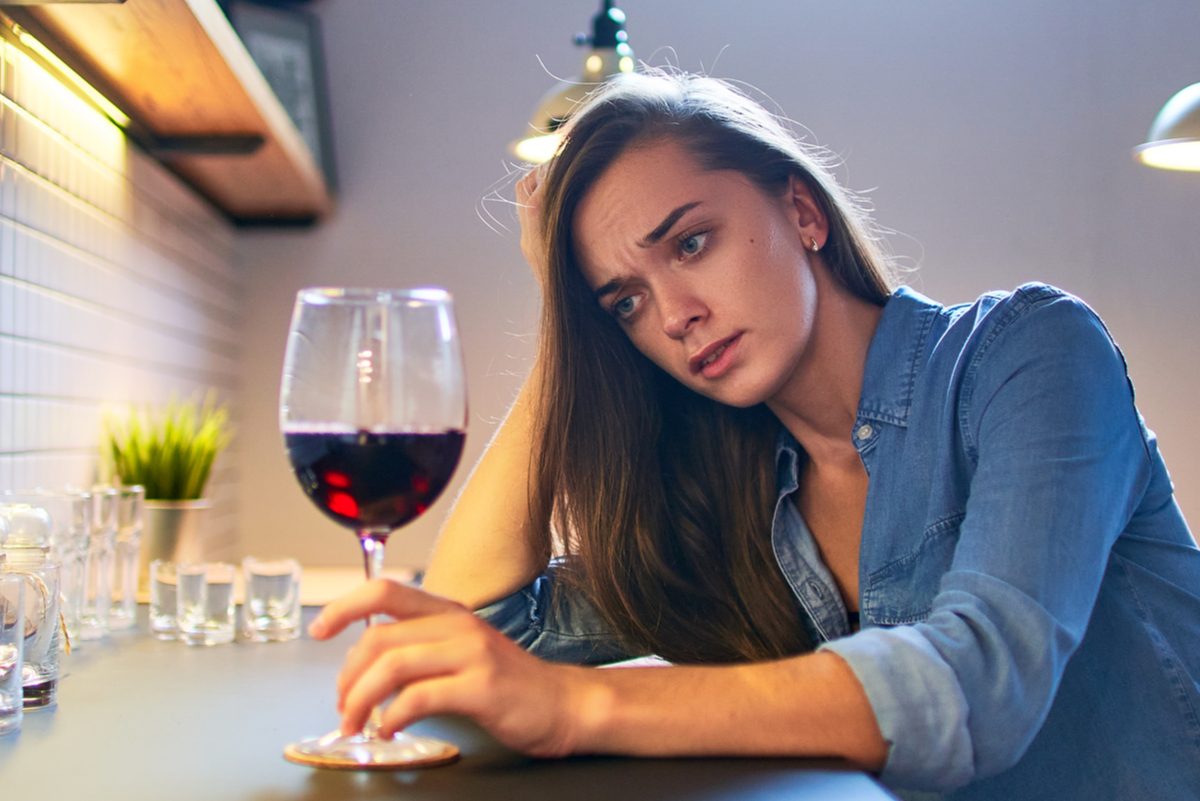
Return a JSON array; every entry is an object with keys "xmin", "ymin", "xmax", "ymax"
[
  {"xmin": 241, "ymin": 557, "xmax": 302, "ymax": 642},
  {"xmin": 110, "ymin": 485, "xmax": 145, "ymax": 630},
  {"xmin": 52, "ymin": 489, "xmax": 91, "ymax": 642},
  {"xmin": 149, "ymin": 560, "xmax": 179, "ymax": 640},
  {"xmin": 176, "ymin": 562, "xmax": 236, "ymax": 646},
  {"xmin": 79, "ymin": 487, "xmax": 117, "ymax": 640}
]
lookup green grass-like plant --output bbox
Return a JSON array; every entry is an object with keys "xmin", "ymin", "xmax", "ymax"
[{"xmin": 105, "ymin": 394, "xmax": 231, "ymax": 501}]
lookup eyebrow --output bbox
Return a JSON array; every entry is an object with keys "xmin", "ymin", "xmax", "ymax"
[
  {"xmin": 638, "ymin": 201, "xmax": 702, "ymax": 248},
  {"xmin": 592, "ymin": 201, "xmax": 704, "ymax": 301}
]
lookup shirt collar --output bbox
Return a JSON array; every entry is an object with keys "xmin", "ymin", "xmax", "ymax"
[
  {"xmin": 856, "ymin": 286, "xmax": 943, "ymax": 429},
  {"xmin": 774, "ymin": 285, "xmax": 943, "ymax": 478}
]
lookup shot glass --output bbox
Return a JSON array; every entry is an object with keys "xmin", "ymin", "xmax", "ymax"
[
  {"xmin": 149, "ymin": 560, "xmax": 179, "ymax": 640},
  {"xmin": 0, "ymin": 573, "xmax": 24, "ymax": 735},
  {"xmin": 241, "ymin": 557, "xmax": 302, "ymax": 642},
  {"xmin": 176, "ymin": 562, "xmax": 236, "ymax": 646}
]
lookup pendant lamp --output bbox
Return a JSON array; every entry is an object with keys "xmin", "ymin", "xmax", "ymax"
[
  {"xmin": 1133, "ymin": 82, "xmax": 1200, "ymax": 172},
  {"xmin": 511, "ymin": 1, "xmax": 634, "ymax": 163}
]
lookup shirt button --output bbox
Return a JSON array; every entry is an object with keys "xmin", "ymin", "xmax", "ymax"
[
  {"xmin": 855, "ymin": 424, "xmax": 874, "ymax": 441},
  {"xmin": 803, "ymin": 580, "xmax": 826, "ymax": 605}
]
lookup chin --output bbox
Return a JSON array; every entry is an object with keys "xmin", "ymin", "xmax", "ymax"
[
  {"xmin": 689, "ymin": 379, "xmax": 774, "ymax": 409},
  {"xmin": 711, "ymin": 391, "xmax": 764, "ymax": 409}
]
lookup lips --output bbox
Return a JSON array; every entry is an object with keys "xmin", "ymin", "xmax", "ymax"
[{"xmin": 689, "ymin": 333, "xmax": 742, "ymax": 376}]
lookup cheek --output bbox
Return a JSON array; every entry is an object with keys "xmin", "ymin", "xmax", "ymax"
[
  {"xmin": 621, "ymin": 319, "xmax": 702, "ymax": 385},
  {"xmin": 770, "ymin": 267, "xmax": 817, "ymax": 355},
  {"xmin": 731, "ymin": 251, "xmax": 811, "ymax": 323},
  {"xmin": 625, "ymin": 326, "xmax": 674, "ymax": 374}
]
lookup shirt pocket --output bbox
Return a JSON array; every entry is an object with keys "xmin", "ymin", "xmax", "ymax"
[{"xmin": 862, "ymin": 513, "xmax": 964, "ymax": 625}]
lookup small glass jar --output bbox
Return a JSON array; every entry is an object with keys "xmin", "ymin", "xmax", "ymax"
[{"xmin": 0, "ymin": 503, "xmax": 63, "ymax": 709}]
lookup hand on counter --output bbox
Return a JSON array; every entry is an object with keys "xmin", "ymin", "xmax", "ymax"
[{"xmin": 309, "ymin": 578, "xmax": 588, "ymax": 758}]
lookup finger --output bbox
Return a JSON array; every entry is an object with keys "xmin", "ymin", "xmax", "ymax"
[
  {"xmin": 335, "ymin": 612, "xmax": 480, "ymax": 702},
  {"xmin": 376, "ymin": 674, "xmax": 475, "ymax": 739},
  {"xmin": 517, "ymin": 163, "xmax": 550, "ymax": 200},
  {"xmin": 309, "ymin": 579, "xmax": 463, "ymax": 640},
  {"xmin": 339, "ymin": 639, "xmax": 473, "ymax": 735},
  {"xmin": 515, "ymin": 174, "xmax": 539, "ymax": 207}
]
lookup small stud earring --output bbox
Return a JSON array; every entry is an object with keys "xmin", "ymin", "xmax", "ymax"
[{"xmin": 809, "ymin": 237, "xmax": 821, "ymax": 253}]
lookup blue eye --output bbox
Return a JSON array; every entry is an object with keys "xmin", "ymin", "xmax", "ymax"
[
  {"xmin": 612, "ymin": 294, "xmax": 643, "ymax": 320},
  {"xmin": 679, "ymin": 231, "xmax": 709, "ymax": 258}
]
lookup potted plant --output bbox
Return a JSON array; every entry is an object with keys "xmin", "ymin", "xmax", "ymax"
[{"xmin": 104, "ymin": 394, "xmax": 231, "ymax": 590}]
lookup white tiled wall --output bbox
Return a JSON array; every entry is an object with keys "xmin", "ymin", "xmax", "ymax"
[{"xmin": 0, "ymin": 37, "xmax": 240, "ymax": 557}]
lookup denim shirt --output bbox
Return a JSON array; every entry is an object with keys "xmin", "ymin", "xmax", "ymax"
[{"xmin": 478, "ymin": 283, "xmax": 1200, "ymax": 799}]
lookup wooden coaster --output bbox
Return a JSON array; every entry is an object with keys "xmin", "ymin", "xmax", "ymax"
[{"xmin": 283, "ymin": 741, "xmax": 460, "ymax": 771}]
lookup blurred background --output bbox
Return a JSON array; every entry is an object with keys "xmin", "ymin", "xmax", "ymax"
[{"xmin": 3, "ymin": 0, "xmax": 1198, "ymax": 570}]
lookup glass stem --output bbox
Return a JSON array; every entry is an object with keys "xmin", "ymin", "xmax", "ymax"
[
  {"xmin": 358, "ymin": 530, "xmax": 389, "ymax": 628},
  {"xmin": 357, "ymin": 530, "xmax": 390, "ymax": 738}
]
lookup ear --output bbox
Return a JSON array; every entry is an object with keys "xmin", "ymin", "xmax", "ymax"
[{"xmin": 786, "ymin": 174, "xmax": 829, "ymax": 251}]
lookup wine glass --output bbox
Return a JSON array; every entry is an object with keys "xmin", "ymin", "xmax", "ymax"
[{"xmin": 279, "ymin": 287, "xmax": 467, "ymax": 769}]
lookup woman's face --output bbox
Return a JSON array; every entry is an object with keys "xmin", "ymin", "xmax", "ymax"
[{"xmin": 571, "ymin": 138, "xmax": 827, "ymax": 408}]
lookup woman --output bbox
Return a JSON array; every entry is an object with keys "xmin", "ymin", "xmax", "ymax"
[{"xmin": 310, "ymin": 72, "xmax": 1200, "ymax": 799}]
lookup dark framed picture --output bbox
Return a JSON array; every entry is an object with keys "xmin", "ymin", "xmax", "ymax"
[{"xmin": 224, "ymin": 0, "xmax": 337, "ymax": 190}]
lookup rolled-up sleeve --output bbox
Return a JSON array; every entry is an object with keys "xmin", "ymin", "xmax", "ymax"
[
  {"xmin": 825, "ymin": 291, "xmax": 1152, "ymax": 790},
  {"xmin": 475, "ymin": 558, "xmax": 640, "ymax": 665}
]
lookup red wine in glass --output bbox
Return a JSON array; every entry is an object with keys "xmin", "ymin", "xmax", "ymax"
[{"xmin": 286, "ymin": 429, "xmax": 466, "ymax": 531}]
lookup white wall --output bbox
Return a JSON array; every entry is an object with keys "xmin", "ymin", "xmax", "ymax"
[
  {"xmin": 236, "ymin": 0, "xmax": 1200, "ymax": 569},
  {"xmin": 0, "ymin": 34, "xmax": 240, "ymax": 555}
]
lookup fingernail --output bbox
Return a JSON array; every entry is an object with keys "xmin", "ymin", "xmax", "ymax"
[{"xmin": 308, "ymin": 618, "xmax": 326, "ymax": 638}]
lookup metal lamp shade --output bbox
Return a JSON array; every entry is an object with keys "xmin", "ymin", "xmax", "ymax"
[{"xmin": 1134, "ymin": 82, "xmax": 1200, "ymax": 172}]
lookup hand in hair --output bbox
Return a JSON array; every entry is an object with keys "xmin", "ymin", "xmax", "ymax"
[
  {"xmin": 515, "ymin": 164, "xmax": 551, "ymax": 290},
  {"xmin": 309, "ymin": 578, "xmax": 586, "ymax": 757}
]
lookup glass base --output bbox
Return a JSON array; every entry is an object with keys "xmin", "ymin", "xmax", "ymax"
[
  {"xmin": 23, "ymin": 677, "xmax": 57, "ymax": 709},
  {"xmin": 178, "ymin": 626, "xmax": 235, "ymax": 647},
  {"xmin": 241, "ymin": 620, "xmax": 300, "ymax": 643},
  {"xmin": 283, "ymin": 729, "xmax": 460, "ymax": 770}
]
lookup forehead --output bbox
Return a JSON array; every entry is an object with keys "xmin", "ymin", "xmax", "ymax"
[
  {"xmin": 571, "ymin": 139, "xmax": 734, "ymax": 281},
  {"xmin": 574, "ymin": 139, "xmax": 707, "ymax": 232}
]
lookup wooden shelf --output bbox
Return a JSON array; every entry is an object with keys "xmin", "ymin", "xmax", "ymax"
[{"xmin": 6, "ymin": 0, "xmax": 333, "ymax": 224}]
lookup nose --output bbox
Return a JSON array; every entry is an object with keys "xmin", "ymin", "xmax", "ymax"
[{"xmin": 660, "ymin": 285, "xmax": 707, "ymax": 340}]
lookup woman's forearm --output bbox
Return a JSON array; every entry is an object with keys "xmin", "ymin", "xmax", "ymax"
[
  {"xmin": 567, "ymin": 651, "xmax": 888, "ymax": 769},
  {"xmin": 314, "ymin": 581, "xmax": 887, "ymax": 768},
  {"xmin": 422, "ymin": 363, "xmax": 547, "ymax": 608}
]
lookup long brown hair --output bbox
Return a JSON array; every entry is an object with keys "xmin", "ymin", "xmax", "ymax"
[{"xmin": 531, "ymin": 72, "xmax": 894, "ymax": 663}]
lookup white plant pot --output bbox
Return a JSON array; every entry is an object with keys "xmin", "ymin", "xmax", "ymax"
[{"xmin": 137, "ymin": 500, "xmax": 211, "ymax": 592}]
